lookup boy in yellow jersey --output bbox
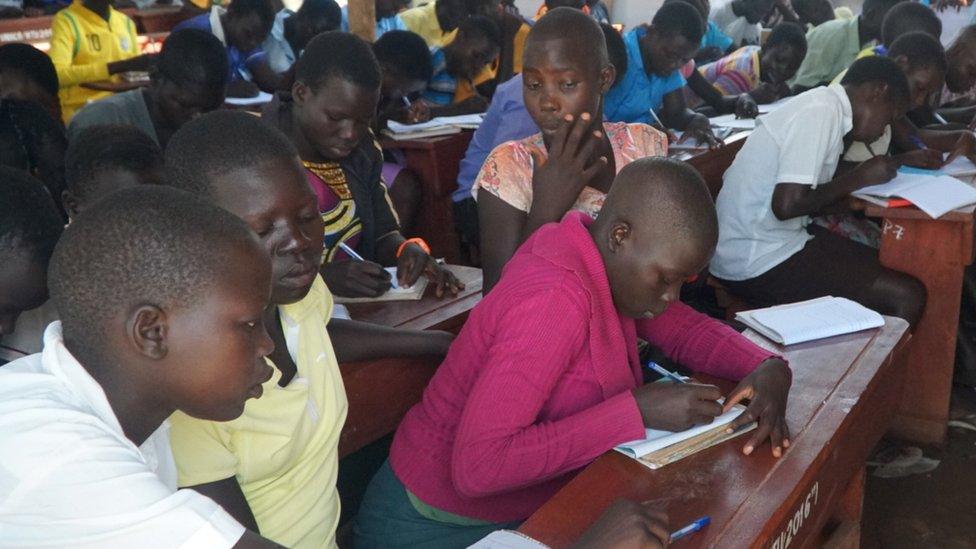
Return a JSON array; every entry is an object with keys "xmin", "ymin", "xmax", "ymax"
[{"xmin": 49, "ymin": 0, "xmax": 154, "ymax": 121}]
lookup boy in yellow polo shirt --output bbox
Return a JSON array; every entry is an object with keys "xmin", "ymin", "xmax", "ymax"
[
  {"xmin": 163, "ymin": 111, "xmax": 456, "ymax": 549},
  {"xmin": 49, "ymin": 0, "xmax": 154, "ymax": 121}
]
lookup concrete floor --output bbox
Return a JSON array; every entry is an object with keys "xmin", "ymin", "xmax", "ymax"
[{"xmin": 862, "ymin": 394, "xmax": 976, "ymax": 548}]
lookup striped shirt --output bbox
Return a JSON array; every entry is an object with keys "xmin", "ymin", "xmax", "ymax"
[
  {"xmin": 423, "ymin": 47, "xmax": 458, "ymax": 105},
  {"xmin": 699, "ymin": 45, "xmax": 762, "ymax": 96}
]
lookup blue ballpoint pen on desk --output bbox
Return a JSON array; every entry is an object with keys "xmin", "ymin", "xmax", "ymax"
[
  {"xmin": 670, "ymin": 516, "xmax": 710, "ymax": 541},
  {"xmin": 338, "ymin": 242, "xmax": 398, "ymax": 289},
  {"xmin": 645, "ymin": 360, "xmax": 687, "ymax": 384}
]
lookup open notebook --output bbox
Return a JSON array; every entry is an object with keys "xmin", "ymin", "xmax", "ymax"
[
  {"xmin": 383, "ymin": 114, "xmax": 485, "ymax": 140},
  {"xmin": 333, "ymin": 267, "xmax": 429, "ymax": 304},
  {"xmin": 853, "ymin": 169, "xmax": 976, "ymax": 218},
  {"xmin": 615, "ymin": 403, "xmax": 754, "ymax": 470},
  {"xmin": 735, "ymin": 296, "xmax": 884, "ymax": 346}
]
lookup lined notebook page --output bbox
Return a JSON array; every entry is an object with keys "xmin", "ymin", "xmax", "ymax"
[
  {"xmin": 739, "ymin": 297, "xmax": 884, "ymax": 345},
  {"xmin": 615, "ymin": 404, "xmax": 745, "ymax": 458}
]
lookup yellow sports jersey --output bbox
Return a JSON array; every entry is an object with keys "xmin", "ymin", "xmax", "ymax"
[
  {"xmin": 169, "ymin": 276, "xmax": 348, "ymax": 549},
  {"xmin": 49, "ymin": 0, "xmax": 139, "ymax": 121},
  {"xmin": 400, "ymin": 1, "xmax": 457, "ymax": 48}
]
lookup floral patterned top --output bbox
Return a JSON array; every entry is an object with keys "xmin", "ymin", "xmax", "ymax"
[{"xmin": 472, "ymin": 122, "xmax": 668, "ymax": 217}]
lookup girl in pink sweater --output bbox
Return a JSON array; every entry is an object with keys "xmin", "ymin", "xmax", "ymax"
[{"xmin": 354, "ymin": 158, "xmax": 793, "ymax": 548}]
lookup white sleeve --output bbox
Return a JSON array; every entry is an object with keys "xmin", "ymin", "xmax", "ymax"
[
  {"xmin": 0, "ymin": 408, "xmax": 245, "ymax": 549},
  {"xmin": 773, "ymin": 104, "xmax": 843, "ymax": 186}
]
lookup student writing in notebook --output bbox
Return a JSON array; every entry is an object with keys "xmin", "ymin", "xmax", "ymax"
[
  {"xmin": 710, "ymin": 56, "xmax": 927, "ymax": 328},
  {"xmin": 164, "ymin": 111, "xmax": 455, "ymax": 549},
  {"xmin": 355, "ymin": 158, "xmax": 792, "ymax": 548},
  {"xmin": 475, "ymin": 8, "xmax": 669, "ymax": 292}
]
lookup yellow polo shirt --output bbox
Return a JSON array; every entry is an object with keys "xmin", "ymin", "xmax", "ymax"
[
  {"xmin": 49, "ymin": 0, "xmax": 139, "ymax": 121},
  {"xmin": 169, "ymin": 275, "xmax": 348, "ymax": 549},
  {"xmin": 400, "ymin": 1, "xmax": 457, "ymax": 47}
]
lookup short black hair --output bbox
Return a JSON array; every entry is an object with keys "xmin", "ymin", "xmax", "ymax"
[
  {"xmin": 49, "ymin": 186, "xmax": 259, "ymax": 365},
  {"xmin": 297, "ymin": 0, "xmax": 342, "ymax": 27},
  {"xmin": 156, "ymin": 29, "xmax": 229, "ymax": 89},
  {"xmin": 862, "ymin": 0, "xmax": 907, "ymax": 18},
  {"xmin": 528, "ymin": 8, "xmax": 609, "ymax": 71},
  {"xmin": 880, "ymin": 1, "xmax": 941, "ymax": 46},
  {"xmin": 652, "ymin": 1, "xmax": 705, "ymax": 45},
  {"xmin": 0, "ymin": 99, "xmax": 67, "ymax": 214},
  {"xmin": 295, "ymin": 31, "xmax": 382, "ymax": 92},
  {"xmin": 601, "ymin": 22, "xmax": 628, "ymax": 85},
  {"xmin": 457, "ymin": 14, "xmax": 502, "ymax": 48},
  {"xmin": 226, "ymin": 0, "xmax": 276, "ymax": 28},
  {"xmin": 545, "ymin": 0, "xmax": 585, "ymax": 8},
  {"xmin": 0, "ymin": 167, "xmax": 62, "ymax": 264},
  {"xmin": 0, "ymin": 43, "xmax": 58, "ymax": 98},
  {"xmin": 165, "ymin": 110, "xmax": 299, "ymax": 197},
  {"xmin": 841, "ymin": 55, "xmax": 911, "ymax": 105},
  {"xmin": 373, "ymin": 30, "xmax": 434, "ymax": 83},
  {"xmin": 65, "ymin": 125, "xmax": 163, "ymax": 200},
  {"xmin": 888, "ymin": 31, "xmax": 947, "ymax": 74},
  {"xmin": 765, "ymin": 22, "xmax": 807, "ymax": 55}
]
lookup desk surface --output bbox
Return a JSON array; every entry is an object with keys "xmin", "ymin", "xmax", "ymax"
[
  {"xmin": 519, "ymin": 317, "xmax": 909, "ymax": 548},
  {"xmin": 80, "ymin": 80, "xmax": 148, "ymax": 92}
]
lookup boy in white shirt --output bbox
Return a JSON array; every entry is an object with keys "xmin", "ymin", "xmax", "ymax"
[
  {"xmin": 710, "ymin": 0, "xmax": 776, "ymax": 47},
  {"xmin": 710, "ymin": 56, "xmax": 927, "ymax": 328},
  {"xmin": 0, "ymin": 186, "xmax": 282, "ymax": 548}
]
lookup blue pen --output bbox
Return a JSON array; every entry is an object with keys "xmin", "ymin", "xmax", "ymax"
[
  {"xmin": 909, "ymin": 134, "xmax": 929, "ymax": 151},
  {"xmin": 670, "ymin": 516, "xmax": 710, "ymax": 541},
  {"xmin": 645, "ymin": 361, "xmax": 687, "ymax": 384},
  {"xmin": 338, "ymin": 242, "xmax": 398, "ymax": 289}
]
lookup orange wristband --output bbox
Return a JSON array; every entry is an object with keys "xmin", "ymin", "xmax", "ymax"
[{"xmin": 396, "ymin": 237, "xmax": 430, "ymax": 258}]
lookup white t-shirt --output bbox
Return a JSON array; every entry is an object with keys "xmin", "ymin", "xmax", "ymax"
[
  {"xmin": 710, "ymin": 0, "xmax": 761, "ymax": 46},
  {"xmin": 0, "ymin": 322, "xmax": 246, "ymax": 548},
  {"xmin": 710, "ymin": 84, "xmax": 853, "ymax": 281}
]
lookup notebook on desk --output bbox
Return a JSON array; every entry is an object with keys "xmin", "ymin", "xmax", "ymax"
[
  {"xmin": 333, "ymin": 267, "xmax": 429, "ymax": 304},
  {"xmin": 853, "ymin": 170, "xmax": 976, "ymax": 218},
  {"xmin": 383, "ymin": 114, "xmax": 485, "ymax": 140},
  {"xmin": 735, "ymin": 296, "xmax": 884, "ymax": 346}
]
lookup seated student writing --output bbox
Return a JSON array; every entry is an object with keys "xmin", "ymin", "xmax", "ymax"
[
  {"xmin": 341, "ymin": 0, "xmax": 408, "ymax": 39},
  {"xmin": 681, "ymin": 0, "xmax": 735, "ymax": 65},
  {"xmin": 264, "ymin": 32, "xmax": 462, "ymax": 298},
  {"xmin": 786, "ymin": 0, "xmax": 836, "ymax": 30},
  {"xmin": 476, "ymin": 8, "xmax": 668, "ymax": 292},
  {"xmin": 48, "ymin": 0, "xmax": 154, "ymax": 122},
  {"xmin": 0, "ymin": 43, "xmax": 62, "ymax": 123},
  {"xmin": 603, "ymin": 2, "xmax": 719, "ymax": 145},
  {"xmin": 422, "ymin": 15, "xmax": 502, "ymax": 118},
  {"xmin": 400, "ymin": 0, "xmax": 467, "ymax": 48},
  {"xmin": 709, "ymin": 0, "xmax": 775, "ymax": 48},
  {"xmin": 789, "ymin": 0, "xmax": 904, "ymax": 94},
  {"xmin": 0, "ymin": 185, "xmax": 284, "ymax": 547},
  {"xmin": 710, "ymin": 56, "xmax": 927, "ymax": 327},
  {"xmin": 62, "ymin": 124, "xmax": 164, "ymax": 221},
  {"xmin": 356, "ymin": 157, "xmax": 793, "ymax": 548},
  {"xmin": 174, "ymin": 0, "xmax": 276, "ymax": 97},
  {"xmin": 164, "ymin": 110, "xmax": 456, "ymax": 549},
  {"xmin": 938, "ymin": 26, "xmax": 976, "ymax": 125},
  {"xmin": 69, "ymin": 29, "xmax": 229, "ymax": 149},
  {"xmin": 689, "ymin": 22, "xmax": 807, "ymax": 110},
  {"xmin": 262, "ymin": 0, "xmax": 341, "ymax": 80},
  {"xmin": 0, "ymin": 99, "xmax": 67, "ymax": 212},
  {"xmin": 0, "ymin": 169, "xmax": 63, "ymax": 363}
]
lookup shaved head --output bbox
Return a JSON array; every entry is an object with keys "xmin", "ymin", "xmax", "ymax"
[
  {"xmin": 591, "ymin": 158, "xmax": 717, "ymax": 319},
  {"xmin": 525, "ymin": 7, "xmax": 609, "ymax": 74}
]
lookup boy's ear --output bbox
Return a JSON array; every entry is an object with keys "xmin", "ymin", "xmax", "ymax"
[
  {"xmin": 871, "ymin": 81, "xmax": 891, "ymax": 103},
  {"xmin": 129, "ymin": 305, "xmax": 169, "ymax": 360},
  {"xmin": 292, "ymin": 79, "xmax": 310, "ymax": 105},
  {"xmin": 61, "ymin": 189, "xmax": 80, "ymax": 223},
  {"xmin": 607, "ymin": 221, "xmax": 632, "ymax": 253},
  {"xmin": 892, "ymin": 55, "xmax": 911, "ymax": 73},
  {"xmin": 599, "ymin": 63, "xmax": 617, "ymax": 94}
]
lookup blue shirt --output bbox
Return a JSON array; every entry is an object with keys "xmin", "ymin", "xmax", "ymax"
[
  {"xmin": 702, "ymin": 20, "xmax": 734, "ymax": 52},
  {"xmin": 454, "ymin": 74, "xmax": 539, "ymax": 202},
  {"xmin": 340, "ymin": 6, "xmax": 407, "ymax": 38},
  {"xmin": 603, "ymin": 27, "xmax": 686, "ymax": 124},
  {"xmin": 174, "ymin": 9, "xmax": 264, "ymax": 83},
  {"xmin": 423, "ymin": 47, "xmax": 456, "ymax": 105},
  {"xmin": 262, "ymin": 9, "xmax": 296, "ymax": 74}
]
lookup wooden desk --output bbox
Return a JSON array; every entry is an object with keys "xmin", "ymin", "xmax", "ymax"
[
  {"xmin": 0, "ymin": 9, "xmax": 178, "ymax": 48},
  {"xmin": 685, "ymin": 131, "xmax": 749, "ymax": 197},
  {"xmin": 338, "ymin": 265, "xmax": 482, "ymax": 457},
  {"xmin": 381, "ymin": 132, "xmax": 474, "ymax": 264},
  {"xmin": 129, "ymin": 6, "xmax": 191, "ymax": 34},
  {"xmin": 865, "ymin": 204, "xmax": 976, "ymax": 445},
  {"xmin": 519, "ymin": 318, "xmax": 909, "ymax": 548},
  {"xmin": 81, "ymin": 79, "xmax": 149, "ymax": 92}
]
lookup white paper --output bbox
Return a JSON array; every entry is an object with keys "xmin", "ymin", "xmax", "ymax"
[
  {"xmin": 736, "ymin": 296, "xmax": 884, "ymax": 345},
  {"xmin": 224, "ymin": 91, "xmax": 273, "ymax": 106},
  {"xmin": 615, "ymin": 404, "xmax": 744, "ymax": 458},
  {"xmin": 941, "ymin": 156, "xmax": 976, "ymax": 178},
  {"xmin": 467, "ymin": 531, "xmax": 549, "ymax": 549},
  {"xmin": 708, "ymin": 113, "xmax": 757, "ymax": 129},
  {"xmin": 855, "ymin": 172, "xmax": 976, "ymax": 218},
  {"xmin": 387, "ymin": 113, "xmax": 485, "ymax": 134},
  {"xmin": 756, "ymin": 96, "xmax": 793, "ymax": 114}
]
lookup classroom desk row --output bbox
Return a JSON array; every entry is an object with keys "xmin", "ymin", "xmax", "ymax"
[{"xmin": 0, "ymin": 6, "xmax": 189, "ymax": 46}]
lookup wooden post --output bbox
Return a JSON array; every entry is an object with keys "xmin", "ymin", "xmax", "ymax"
[{"xmin": 347, "ymin": 0, "xmax": 376, "ymax": 41}]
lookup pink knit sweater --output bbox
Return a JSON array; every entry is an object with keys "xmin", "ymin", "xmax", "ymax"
[{"xmin": 389, "ymin": 212, "xmax": 780, "ymax": 523}]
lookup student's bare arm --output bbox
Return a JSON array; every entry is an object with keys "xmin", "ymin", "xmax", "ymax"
[
  {"xmin": 937, "ymin": 105, "xmax": 976, "ymax": 125},
  {"xmin": 660, "ymin": 88, "xmax": 719, "ymax": 145},
  {"xmin": 771, "ymin": 156, "xmax": 899, "ymax": 219},
  {"xmin": 248, "ymin": 59, "xmax": 281, "ymax": 93},
  {"xmin": 185, "ymin": 478, "xmax": 260, "ymax": 533},
  {"xmin": 327, "ymin": 318, "xmax": 454, "ymax": 363},
  {"xmin": 478, "ymin": 192, "xmax": 527, "ymax": 293},
  {"xmin": 686, "ymin": 70, "xmax": 739, "ymax": 114},
  {"xmin": 234, "ymin": 530, "xmax": 285, "ymax": 548}
]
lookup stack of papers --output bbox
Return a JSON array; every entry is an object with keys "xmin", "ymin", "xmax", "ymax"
[
  {"xmin": 384, "ymin": 114, "xmax": 484, "ymax": 140},
  {"xmin": 853, "ymin": 169, "xmax": 976, "ymax": 218},
  {"xmin": 735, "ymin": 296, "xmax": 884, "ymax": 345}
]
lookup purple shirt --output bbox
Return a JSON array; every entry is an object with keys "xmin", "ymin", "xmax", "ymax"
[{"xmin": 453, "ymin": 74, "xmax": 538, "ymax": 203}]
